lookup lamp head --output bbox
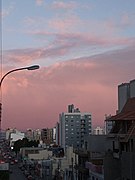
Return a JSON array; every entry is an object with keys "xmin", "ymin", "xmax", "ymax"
[{"xmin": 27, "ymin": 65, "xmax": 40, "ymax": 70}]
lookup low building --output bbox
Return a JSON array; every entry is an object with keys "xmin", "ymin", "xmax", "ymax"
[
  {"xmin": 93, "ymin": 127, "xmax": 104, "ymax": 135},
  {"xmin": 75, "ymin": 135, "xmax": 108, "ymax": 180},
  {"xmin": 10, "ymin": 132, "xmax": 25, "ymax": 149},
  {"xmin": 28, "ymin": 149, "xmax": 52, "ymax": 160},
  {"xmin": 20, "ymin": 147, "xmax": 44, "ymax": 160}
]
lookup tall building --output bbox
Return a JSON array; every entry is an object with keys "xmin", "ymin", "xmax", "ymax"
[
  {"xmin": 58, "ymin": 104, "xmax": 92, "ymax": 149},
  {"xmin": 25, "ymin": 128, "xmax": 34, "ymax": 141},
  {"xmin": 104, "ymin": 114, "xmax": 114, "ymax": 135},
  {"xmin": 56, "ymin": 122, "xmax": 60, "ymax": 146},
  {"xmin": 118, "ymin": 79, "xmax": 135, "ymax": 112},
  {"xmin": 130, "ymin": 79, "xmax": 135, "ymax": 97},
  {"xmin": 33, "ymin": 129, "xmax": 41, "ymax": 141},
  {"xmin": 41, "ymin": 128, "xmax": 53, "ymax": 145}
]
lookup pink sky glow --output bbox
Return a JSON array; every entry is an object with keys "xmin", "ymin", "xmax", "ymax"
[
  {"xmin": 1, "ymin": 44, "xmax": 135, "ymax": 130},
  {"xmin": 1, "ymin": 0, "xmax": 135, "ymax": 130}
]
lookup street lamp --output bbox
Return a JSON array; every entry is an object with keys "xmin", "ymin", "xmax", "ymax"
[
  {"xmin": 0, "ymin": 65, "xmax": 40, "ymax": 86},
  {"xmin": 0, "ymin": 64, "xmax": 40, "ymax": 133}
]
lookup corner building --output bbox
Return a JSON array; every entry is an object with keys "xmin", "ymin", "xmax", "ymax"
[{"xmin": 59, "ymin": 104, "xmax": 92, "ymax": 149}]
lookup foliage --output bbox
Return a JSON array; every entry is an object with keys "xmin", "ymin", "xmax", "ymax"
[{"xmin": 13, "ymin": 138, "xmax": 39, "ymax": 154}]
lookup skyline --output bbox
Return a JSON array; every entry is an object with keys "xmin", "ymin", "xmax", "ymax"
[{"xmin": 0, "ymin": 0, "xmax": 135, "ymax": 130}]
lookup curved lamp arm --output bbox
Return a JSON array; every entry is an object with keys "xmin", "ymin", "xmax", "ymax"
[{"xmin": 0, "ymin": 65, "xmax": 39, "ymax": 87}]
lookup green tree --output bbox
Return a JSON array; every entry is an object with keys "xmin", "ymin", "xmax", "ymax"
[{"xmin": 13, "ymin": 138, "xmax": 39, "ymax": 154}]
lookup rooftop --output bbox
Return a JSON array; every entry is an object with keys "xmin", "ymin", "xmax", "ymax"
[{"xmin": 107, "ymin": 97, "xmax": 135, "ymax": 121}]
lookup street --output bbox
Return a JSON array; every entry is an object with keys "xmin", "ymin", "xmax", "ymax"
[{"xmin": 9, "ymin": 164, "xmax": 27, "ymax": 180}]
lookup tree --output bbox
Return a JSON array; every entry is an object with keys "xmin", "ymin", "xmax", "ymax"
[{"xmin": 13, "ymin": 138, "xmax": 39, "ymax": 154}]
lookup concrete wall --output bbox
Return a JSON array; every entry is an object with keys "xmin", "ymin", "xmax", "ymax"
[
  {"xmin": 118, "ymin": 83, "xmax": 129, "ymax": 112},
  {"xmin": 85, "ymin": 135, "xmax": 110, "ymax": 153},
  {"xmin": 28, "ymin": 149, "xmax": 52, "ymax": 160},
  {"xmin": 130, "ymin": 80, "xmax": 135, "ymax": 98},
  {"xmin": 121, "ymin": 152, "xmax": 135, "ymax": 180},
  {"xmin": 104, "ymin": 152, "xmax": 121, "ymax": 180}
]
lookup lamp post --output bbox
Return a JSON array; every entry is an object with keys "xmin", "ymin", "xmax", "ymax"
[{"xmin": 0, "ymin": 65, "xmax": 40, "ymax": 134}]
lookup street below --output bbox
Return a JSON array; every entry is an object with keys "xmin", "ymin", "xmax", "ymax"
[{"xmin": 9, "ymin": 164, "xmax": 27, "ymax": 180}]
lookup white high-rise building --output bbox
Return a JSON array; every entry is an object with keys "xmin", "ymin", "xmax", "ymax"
[{"xmin": 58, "ymin": 104, "xmax": 92, "ymax": 149}]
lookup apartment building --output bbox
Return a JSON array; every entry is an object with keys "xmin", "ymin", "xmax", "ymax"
[
  {"xmin": 41, "ymin": 128, "xmax": 53, "ymax": 145},
  {"xmin": 58, "ymin": 104, "xmax": 92, "ymax": 149}
]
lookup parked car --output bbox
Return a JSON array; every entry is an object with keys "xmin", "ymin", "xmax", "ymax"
[{"xmin": 27, "ymin": 175, "xmax": 34, "ymax": 180}]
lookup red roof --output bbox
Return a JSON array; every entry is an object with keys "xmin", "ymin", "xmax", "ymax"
[{"xmin": 107, "ymin": 97, "xmax": 135, "ymax": 121}]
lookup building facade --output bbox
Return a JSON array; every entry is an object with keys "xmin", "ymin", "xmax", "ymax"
[
  {"xmin": 93, "ymin": 126, "xmax": 104, "ymax": 135},
  {"xmin": 58, "ymin": 104, "xmax": 92, "ymax": 149},
  {"xmin": 105, "ymin": 97, "xmax": 135, "ymax": 180},
  {"xmin": 104, "ymin": 114, "xmax": 114, "ymax": 135},
  {"xmin": 41, "ymin": 128, "xmax": 53, "ymax": 145},
  {"xmin": 118, "ymin": 79, "xmax": 135, "ymax": 112}
]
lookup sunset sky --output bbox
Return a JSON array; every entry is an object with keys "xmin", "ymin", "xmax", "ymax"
[{"xmin": 1, "ymin": 0, "xmax": 135, "ymax": 130}]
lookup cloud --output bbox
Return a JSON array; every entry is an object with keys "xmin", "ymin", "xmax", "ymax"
[
  {"xmin": 3, "ymin": 30, "xmax": 135, "ymax": 68},
  {"xmin": 52, "ymin": 1, "xmax": 77, "ymax": 10},
  {"xmin": 1, "ymin": 3, "xmax": 14, "ymax": 18},
  {"xmin": 48, "ymin": 15, "xmax": 81, "ymax": 32},
  {"xmin": 36, "ymin": 0, "xmax": 44, "ymax": 6},
  {"xmin": 2, "ymin": 45, "xmax": 135, "ymax": 130}
]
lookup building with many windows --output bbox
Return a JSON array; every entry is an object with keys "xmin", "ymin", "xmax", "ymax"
[
  {"xmin": 41, "ymin": 128, "xmax": 53, "ymax": 145},
  {"xmin": 57, "ymin": 104, "xmax": 92, "ymax": 149}
]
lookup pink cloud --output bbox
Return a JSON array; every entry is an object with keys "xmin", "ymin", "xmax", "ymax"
[
  {"xmin": 52, "ymin": 1, "xmax": 77, "ymax": 10},
  {"xmin": 3, "ymin": 31, "xmax": 135, "ymax": 68},
  {"xmin": 1, "ymin": 4, "xmax": 14, "ymax": 18},
  {"xmin": 36, "ymin": 0, "xmax": 43, "ymax": 6},
  {"xmin": 1, "ymin": 45, "xmax": 135, "ymax": 130}
]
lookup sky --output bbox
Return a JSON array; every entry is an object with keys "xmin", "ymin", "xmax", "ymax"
[{"xmin": 0, "ymin": 0, "xmax": 135, "ymax": 130}]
